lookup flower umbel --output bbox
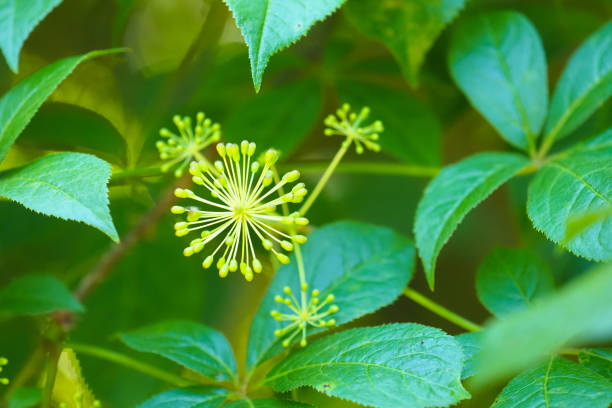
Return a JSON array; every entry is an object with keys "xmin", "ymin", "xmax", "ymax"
[
  {"xmin": 0, "ymin": 357, "xmax": 8, "ymax": 386},
  {"xmin": 324, "ymin": 103, "xmax": 383, "ymax": 154},
  {"xmin": 156, "ymin": 112, "xmax": 221, "ymax": 177},
  {"xmin": 172, "ymin": 141, "xmax": 309, "ymax": 281},
  {"xmin": 271, "ymin": 285, "xmax": 338, "ymax": 347}
]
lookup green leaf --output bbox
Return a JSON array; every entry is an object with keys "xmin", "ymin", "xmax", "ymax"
[
  {"xmin": 0, "ymin": 152, "xmax": 119, "ymax": 242},
  {"xmin": 0, "ymin": 49, "xmax": 122, "ymax": 163},
  {"xmin": 338, "ymin": 81, "xmax": 441, "ymax": 165},
  {"xmin": 449, "ymin": 11, "xmax": 548, "ymax": 151},
  {"xmin": 223, "ymin": 0, "xmax": 345, "ymax": 91},
  {"xmin": 544, "ymin": 20, "xmax": 612, "ymax": 144},
  {"xmin": 224, "ymin": 399, "xmax": 312, "ymax": 408},
  {"xmin": 414, "ymin": 152, "xmax": 529, "ymax": 289},
  {"xmin": 8, "ymin": 387, "xmax": 42, "ymax": 408},
  {"xmin": 17, "ymin": 103, "xmax": 128, "ymax": 166},
  {"xmin": 456, "ymin": 332, "xmax": 481, "ymax": 380},
  {"xmin": 527, "ymin": 129, "xmax": 612, "ymax": 261},
  {"xmin": 0, "ymin": 0, "xmax": 63, "ymax": 72},
  {"xmin": 120, "ymin": 320, "xmax": 237, "ymax": 382},
  {"xmin": 0, "ymin": 274, "xmax": 83, "ymax": 316},
  {"xmin": 476, "ymin": 248, "xmax": 555, "ymax": 317},
  {"xmin": 137, "ymin": 387, "xmax": 227, "ymax": 408},
  {"xmin": 345, "ymin": 0, "xmax": 467, "ymax": 86},
  {"xmin": 265, "ymin": 323, "xmax": 470, "ymax": 408},
  {"xmin": 476, "ymin": 262, "xmax": 612, "ymax": 384},
  {"xmin": 246, "ymin": 221, "xmax": 415, "ymax": 370},
  {"xmin": 224, "ymin": 80, "xmax": 321, "ymax": 155},
  {"xmin": 579, "ymin": 349, "xmax": 612, "ymax": 381},
  {"xmin": 491, "ymin": 358, "xmax": 612, "ymax": 408}
]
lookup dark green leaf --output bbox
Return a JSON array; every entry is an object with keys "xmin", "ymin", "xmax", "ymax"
[
  {"xmin": 491, "ymin": 358, "xmax": 612, "ymax": 408},
  {"xmin": 338, "ymin": 81, "xmax": 441, "ymax": 165},
  {"xmin": 0, "ymin": 274, "xmax": 83, "ymax": 316},
  {"xmin": 266, "ymin": 324, "xmax": 470, "ymax": 408},
  {"xmin": 477, "ymin": 263, "xmax": 612, "ymax": 384},
  {"xmin": 414, "ymin": 152, "xmax": 529, "ymax": 289},
  {"xmin": 8, "ymin": 387, "xmax": 42, "ymax": 408},
  {"xmin": 449, "ymin": 11, "xmax": 548, "ymax": 151},
  {"xmin": 137, "ymin": 387, "xmax": 227, "ymax": 408},
  {"xmin": 121, "ymin": 320, "xmax": 237, "ymax": 382},
  {"xmin": 224, "ymin": 80, "xmax": 321, "ymax": 155},
  {"xmin": 224, "ymin": 399, "xmax": 312, "ymax": 408},
  {"xmin": 0, "ymin": 49, "xmax": 122, "ymax": 163},
  {"xmin": 0, "ymin": 152, "xmax": 119, "ymax": 242},
  {"xmin": 544, "ymin": 20, "xmax": 612, "ymax": 144},
  {"xmin": 456, "ymin": 332, "xmax": 481, "ymax": 380},
  {"xmin": 246, "ymin": 221, "xmax": 415, "ymax": 370},
  {"xmin": 17, "ymin": 103, "xmax": 127, "ymax": 166},
  {"xmin": 476, "ymin": 248, "xmax": 555, "ymax": 317},
  {"xmin": 222, "ymin": 0, "xmax": 345, "ymax": 91},
  {"xmin": 345, "ymin": 0, "xmax": 467, "ymax": 86},
  {"xmin": 527, "ymin": 129, "xmax": 612, "ymax": 261},
  {"xmin": 0, "ymin": 0, "xmax": 63, "ymax": 72},
  {"xmin": 579, "ymin": 349, "xmax": 612, "ymax": 381}
]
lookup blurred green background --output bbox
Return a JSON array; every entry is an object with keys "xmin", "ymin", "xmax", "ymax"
[{"xmin": 1, "ymin": 0, "xmax": 610, "ymax": 406}]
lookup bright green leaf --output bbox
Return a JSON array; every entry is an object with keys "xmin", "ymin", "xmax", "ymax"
[
  {"xmin": 224, "ymin": 399, "xmax": 312, "ymax": 408},
  {"xmin": 0, "ymin": 152, "xmax": 119, "ymax": 242},
  {"xmin": 224, "ymin": 80, "xmax": 321, "ymax": 155},
  {"xmin": 222, "ymin": 0, "xmax": 345, "ymax": 91},
  {"xmin": 137, "ymin": 387, "xmax": 227, "ymax": 408},
  {"xmin": 579, "ymin": 349, "xmax": 612, "ymax": 381},
  {"xmin": 338, "ymin": 81, "xmax": 441, "ymax": 165},
  {"xmin": 456, "ymin": 332, "xmax": 481, "ymax": 380},
  {"xmin": 0, "ymin": 49, "xmax": 122, "ymax": 163},
  {"xmin": 247, "ymin": 221, "xmax": 414, "ymax": 370},
  {"xmin": 544, "ymin": 20, "xmax": 612, "ymax": 144},
  {"xmin": 414, "ymin": 152, "xmax": 529, "ymax": 289},
  {"xmin": 0, "ymin": 274, "xmax": 83, "ymax": 316},
  {"xmin": 52, "ymin": 349, "xmax": 100, "ymax": 408},
  {"xmin": 449, "ymin": 11, "xmax": 548, "ymax": 151},
  {"xmin": 527, "ymin": 129, "xmax": 612, "ymax": 261},
  {"xmin": 477, "ymin": 263, "xmax": 612, "ymax": 384},
  {"xmin": 8, "ymin": 387, "xmax": 42, "ymax": 408},
  {"xmin": 491, "ymin": 358, "xmax": 612, "ymax": 408},
  {"xmin": 265, "ymin": 324, "xmax": 470, "ymax": 408},
  {"xmin": 0, "ymin": 0, "xmax": 63, "ymax": 72},
  {"xmin": 476, "ymin": 248, "xmax": 555, "ymax": 317},
  {"xmin": 345, "ymin": 0, "xmax": 467, "ymax": 86},
  {"xmin": 120, "ymin": 320, "xmax": 237, "ymax": 381}
]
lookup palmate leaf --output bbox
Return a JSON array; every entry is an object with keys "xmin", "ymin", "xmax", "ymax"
[
  {"xmin": 449, "ymin": 11, "xmax": 548, "ymax": 151},
  {"xmin": 0, "ymin": 152, "xmax": 119, "ymax": 242},
  {"xmin": 0, "ymin": 274, "xmax": 83, "ymax": 316},
  {"xmin": 0, "ymin": 0, "xmax": 63, "ymax": 72},
  {"xmin": 345, "ymin": 0, "xmax": 467, "ymax": 86},
  {"xmin": 476, "ymin": 248, "xmax": 555, "ymax": 317},
  {"xmin": 224, "ymin": 399, "xmax": 312, "ymax": 408},
  {"xmin": 456, "ymin": 332, "xmax": 481, "ymax": 380},
  {"xmin": 579, "ymin": 349, "xmax": 612, "ymax": 381},
  {"xmin": 265, "ymin": 323, "xmax": 470, "ymax": 408},
  {"xmin": 0, "ymin": 49, "xmax": 122, "ymax": 163},
  {"xmin": 492, "ymin": 358, "xmax": 612, "ymax": 408},
  {"xmin": 543, "ymin": 19, "xmax": 612, "ymax": 144},
  {"xmin": 414, "ymin": 152, "xmax": 529, "ymax": 289},
  {"xmin": 246, "ymin": 221, "xmax": 415, "ymax": 370},
  {"xmin": 476, "ymin": 262, "xmax": 612, "ymax": 384},
  {"xmin": 137, "ymin": 387, "xmax": 227, "ymax": 408},
  {"xmin": 527, "ymin": 129, "xmax": 612, "ymax": 261},
  {"xmin": 120, "ymin": 320, "xmax": 237, "ymax": 382},
  {"xmin": 223, "ymin": 0, "xmax": 345, "ymax": 91}
]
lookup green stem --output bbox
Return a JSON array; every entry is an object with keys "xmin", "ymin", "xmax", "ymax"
[
  {"xmin": 403, "ymin": 287, "xmax": 482, "ymax": 332},
  {"xmin": 287, "ymin": 161, "xmax": 439, "ymax": 178},
  {"xmin": 299, "ymin": 142, "xmax": 351, "ymax": 216},
  {"xmin": 110, "ymin": 164, "xmax": 164, "ymax": 183},
  {"xmin": 69, "ymin": 343, "xmax": 191, "ymax": 387},
  {"xmin": 41, "ymin": 346, "xmax": 60, "ymax": 408},
  {"xmin": 294, "ymin": 244, "xmax": 308, "ymax": 308}
]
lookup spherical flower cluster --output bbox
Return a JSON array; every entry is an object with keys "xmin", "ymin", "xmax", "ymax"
[
  {"xmin": 172, "ymin": 141, "xmax": 309, "ymax": 281},
  {"xmin": 271, "ymin": 284, "xmax": 338, "ymax": 347},
  {"xmin": 0, "ymin": 357, "xmax": 8, "ymax": 386},
  {"xmin": 156, "ymin": 112, "xmax": 221, "ymax": 177},
  {"xmin": 324, "ymin": 103, "xmax": 383, "ymax": 153}
]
